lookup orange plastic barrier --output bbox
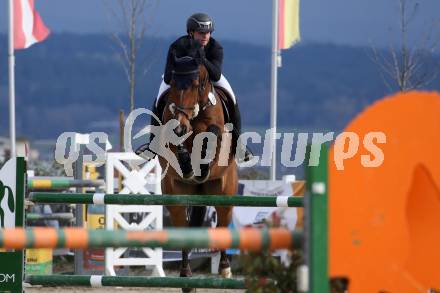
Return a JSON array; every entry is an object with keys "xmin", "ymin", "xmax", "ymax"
[{"xmin": 329, "ymin": 91, "xmax": 440, "ymax": 292}]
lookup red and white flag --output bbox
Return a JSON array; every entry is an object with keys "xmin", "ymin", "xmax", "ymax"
[{"xmin": 13, "ymin": 0, "xmax": 50, "ymax": 49}]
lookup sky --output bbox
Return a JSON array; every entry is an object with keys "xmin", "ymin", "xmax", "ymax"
[{"xmin": 1, "ymin": 0, "xmax": 440, "ymax": 47}]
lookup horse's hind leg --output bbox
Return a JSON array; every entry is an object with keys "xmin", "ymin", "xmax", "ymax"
[{"xmin": 216, "ymin": 206, "xmax": 233, "ymax": 278}]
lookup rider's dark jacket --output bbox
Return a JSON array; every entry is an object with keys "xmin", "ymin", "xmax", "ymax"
[{"xmin": 163, "ymin": 35, "xmax": 223, "ymax": 84}]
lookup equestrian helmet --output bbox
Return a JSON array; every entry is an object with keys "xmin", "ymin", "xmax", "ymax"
[{"xmin": 186, "ymin": 13, "xmax": 214, "ymax": 33}]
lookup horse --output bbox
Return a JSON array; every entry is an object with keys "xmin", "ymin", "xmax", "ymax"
[{"xmin": 155, "ymin": 43, "xmax": 238, "ymax": 292}]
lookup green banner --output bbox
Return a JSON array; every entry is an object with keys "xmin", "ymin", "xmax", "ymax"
[
  {"xmin": 0, "ymin": 158, "xmax": 25, "ymax": 293},
  {"xmin": 0, "ymin": 252, "xmax": 23, "ymax": 292}
]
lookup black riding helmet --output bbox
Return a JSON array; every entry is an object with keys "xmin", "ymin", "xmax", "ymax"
[{"xmin": 186, "ymin": 13, "xmax": 214, "ymax": 33}]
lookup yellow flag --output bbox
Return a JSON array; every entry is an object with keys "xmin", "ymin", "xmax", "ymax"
[{"xmin": 278, "ymin": 0, "xmax": 300, "ymax": 50}]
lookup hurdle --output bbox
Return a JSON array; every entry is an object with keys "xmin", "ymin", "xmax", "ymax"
[
  {"xmin": 28, "ymin": 178, "xmax": 104, "ymax": 190},
  {"xmin": 0, "ymin": 145, "xmax": 328, "ymax": 293},
  {"xmin": 29, "ymin": 192, "xmax": 304, "ymax": 207},
  {"xmin": 26, "ymin": 275, "xmax": 253, "ymax": 289}
]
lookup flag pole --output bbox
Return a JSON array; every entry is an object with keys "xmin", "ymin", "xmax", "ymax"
[
  {"xmin": 8, "ymin": 0, "xmax": 16, "ymax": 157},
  {"xmin": 270, "ymin": 0, "xmax": 279, "ymax": 180}
]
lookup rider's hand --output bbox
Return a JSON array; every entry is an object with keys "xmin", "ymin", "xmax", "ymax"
[{"xmin": 195, "ymin": 47, "xmax": 206, "ymax": 65}]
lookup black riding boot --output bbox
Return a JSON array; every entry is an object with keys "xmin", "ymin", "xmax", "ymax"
[
  {"xmin": 232, "ymin": 104, "xmax": 253, "ymax": 162},
  {"xmin": 135, "ymin": 100, "xmax": 163, "ymax": 160}
]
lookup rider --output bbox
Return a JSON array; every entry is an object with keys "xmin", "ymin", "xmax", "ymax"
[{"xmin": 137, "ymin": 12, "xmax": 251, "ymax": 161}]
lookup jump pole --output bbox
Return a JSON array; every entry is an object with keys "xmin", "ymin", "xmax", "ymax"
[
  {"xmin": 28, "ymin": 178, "xmax": 104, "ymax": 190},
  {"xmin": 0, "ymin": 227, "xmax": 302, "ymax": 251},
  {"xmin": 26, "ymin": 275, "xmax": 254, "ymax": 289},
  {"xmin": 29, "ymin": 193, "xmax": 304, "ymax": 207}
]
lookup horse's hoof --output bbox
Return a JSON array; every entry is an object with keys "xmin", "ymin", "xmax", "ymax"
[
  {"xmin": 220, "ymin": 266, "xmax": 232, "ymax": 278},
  {"xmin": 180, "ymin": 267, "xmax": 195, "ymax": 293},
  {"xmin": 135, "ymin": 143, "xmax": 156, "ymax": 160}
]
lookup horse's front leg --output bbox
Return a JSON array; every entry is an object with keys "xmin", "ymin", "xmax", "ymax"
[
  {"xmin": 177, "ymin": 144, "xmax": 194, "ymax": 180},
  {"xmin": 167, "ymin": 206, "xmax": 195, "ymax": 293},
  {"xmin": 215, "ymin": 206, "xmax": 233, "ymax": 278},
  {"xmin": 180, "ymin": 247, "xmax": 196, "ymax": 293},
  {"xmin": 193, "ymin": 124, "xmax": 221, "ymax": 183}
]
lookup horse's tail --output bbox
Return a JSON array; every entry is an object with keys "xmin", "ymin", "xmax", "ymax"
[{"xmin": 188, "ymin": 206, "xmax": 206, "ymax": 227}]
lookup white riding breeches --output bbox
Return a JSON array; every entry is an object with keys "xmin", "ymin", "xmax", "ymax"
[
  {"xmin": 155, "ymin": 78, "xmax": 170, "ymax": 107},
  {"xmin": 155, "ymin": 74, "xmax": 236, "ymax": 106},
  {"xmin": 214, "ymin": 75, "xmax": 236, "ymax": 104}
]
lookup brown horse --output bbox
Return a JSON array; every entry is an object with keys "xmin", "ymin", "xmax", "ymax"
[{"xmin": 157, "ymin": 48, "xmax": 238, "ymax": 292}]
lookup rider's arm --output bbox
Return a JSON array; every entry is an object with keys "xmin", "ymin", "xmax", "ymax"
[
  {"xmin": 203, "ymin": 44, "xmax": 223, "ymax": 82},
  {"xmin": 163, "ymin": 46, "xmax": 174, "ymax": 85}
]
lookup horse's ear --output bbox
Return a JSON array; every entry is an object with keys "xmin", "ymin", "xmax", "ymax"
[{"xmin": 192, "ymin": 78, "xmax": 200, "ymax": 87}]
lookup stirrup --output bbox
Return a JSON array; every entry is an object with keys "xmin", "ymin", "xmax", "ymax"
[
  {"xmin": 135, "ymin": 143, "xmax": 157, "ymax": 161},
  {"xmin": 243, "ymin": 149, "xmax": 253, "ymax": 162},
  {"xmin": 236, "ymin": 144, "xmax": 254, "ymax": 163}
]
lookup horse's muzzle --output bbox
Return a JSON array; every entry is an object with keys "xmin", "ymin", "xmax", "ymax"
[{"xmin": 174, "ymin": 124, "xmax": 187, "ymax": 137}]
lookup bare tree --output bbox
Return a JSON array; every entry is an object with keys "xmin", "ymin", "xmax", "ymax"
[
  {"xmin": 371, "ymin": 0, "xmax": 440, "ymax": 92},
  {"xmin": 105, "ymin": 0, "xmax": 157, "ymax": 112}
]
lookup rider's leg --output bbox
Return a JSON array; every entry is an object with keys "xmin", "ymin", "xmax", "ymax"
[
  {"xmin": 213, "ymin": 75, "xmax": 252, "ymax": 161},
  {"xmin": 231, "ymin": 102, "xmax": 252, "ymax": 161},
  {"xmin": 136, "ymin": 80, "xmax": 170, "ymax": 159}
]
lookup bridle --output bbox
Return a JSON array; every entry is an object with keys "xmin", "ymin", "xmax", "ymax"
[{"xmin": 168, "ymin": 67, "xmax": 215, "ymax": 121}]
